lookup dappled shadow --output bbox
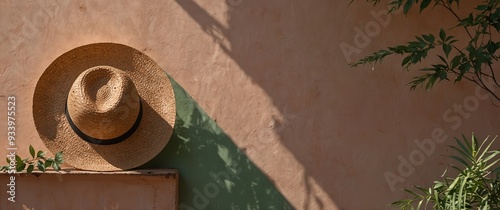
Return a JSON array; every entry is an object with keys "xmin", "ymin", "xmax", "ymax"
[
  {"xmin": 141, "ymin": 77, "xmax": 292, "ymax": 209},
  {"xmin": 172, "ymin": 0, "xmax": 345, "ymax": 208}
]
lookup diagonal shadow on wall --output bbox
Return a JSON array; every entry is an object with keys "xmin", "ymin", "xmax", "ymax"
[
  {"xmin": 171, "ymin": 0, "xmax": 341, "ymax": 209},
  {"xmin": 141, "ymin": 76, "xmax": 293, "ymax": 209}
]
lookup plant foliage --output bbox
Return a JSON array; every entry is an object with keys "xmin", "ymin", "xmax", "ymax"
[
  {"xmin": 350, "ymin": 0, "xmax": 500, "ymax": 104},
  {"xmin": 0, "ymin": 145, "xmax": 64, "ymax": 174},
  {"xmin": 391, "ymin": 133, "xmax": 500, "ymax": 209}
]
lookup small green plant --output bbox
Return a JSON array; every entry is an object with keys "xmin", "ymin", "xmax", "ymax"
[
  {"xmin": 391, "ymin": 133, "xmax": 500, "ymax": 209},
  {"xmin": 0, "ymin": 145, "xmax": 64, "ymax": 174}
]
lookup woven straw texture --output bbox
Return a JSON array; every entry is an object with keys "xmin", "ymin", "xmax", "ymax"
[
  {"xmin": 33, "ymin": 43, "xmax": 176, "ymax": 171},
  {"xmin": 67, "ymin": 66, "xmax": 142, "ymax": 139}
]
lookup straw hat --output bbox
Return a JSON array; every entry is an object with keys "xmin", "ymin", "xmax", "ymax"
[{"xmin": 32, "ymin": 43, "xmax": 176, "ymax": 171}]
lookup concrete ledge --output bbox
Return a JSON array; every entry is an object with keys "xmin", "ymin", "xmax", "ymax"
[
  {"xmin": 8, "ymin": 168, "xmax": 179, "ymax": 176},
  {"xmin": 0, "ymin": 169, "xmax": 178, "ymax": 210}
]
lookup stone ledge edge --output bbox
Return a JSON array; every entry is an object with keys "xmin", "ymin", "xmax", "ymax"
[{"xmin": 0, "ymin": 169, "xmax": 178, "ymax": 178}]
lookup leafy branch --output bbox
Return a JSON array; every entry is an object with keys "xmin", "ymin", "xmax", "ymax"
[
  {"xmin": 0, "ymin": 145, "xmax": 64, "ymax": 174},
  {"xmin": 350, "ymin": 0, "xmax": 500, "ymax": 105},
  {"xmin": 390, "ymin": 133, "xmax": 500, "ymax": 209}
]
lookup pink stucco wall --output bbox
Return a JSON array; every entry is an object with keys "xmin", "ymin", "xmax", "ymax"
[{"xmin": 0, "ymin": 0, "xmax": 498, "ymax": 209}]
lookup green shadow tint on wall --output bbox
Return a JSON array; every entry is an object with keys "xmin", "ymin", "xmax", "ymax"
[{"xmin": 140, "ymin": 76, "xmax": 293, "ymax": 210}]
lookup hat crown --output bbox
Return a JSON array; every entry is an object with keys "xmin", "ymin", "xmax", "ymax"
[{"xmin": 67, "ymin": 66, "xmax": 141, "ymax": 140}]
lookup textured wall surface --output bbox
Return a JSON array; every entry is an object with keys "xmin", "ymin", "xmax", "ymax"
[{"xmin": 0, "ymin": 0, "xmax": 499, "ymax": 209}]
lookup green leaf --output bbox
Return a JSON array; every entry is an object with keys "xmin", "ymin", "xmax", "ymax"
[
  {"xmin": 443, "ymin": 44, "xmax": 452, "ymax": 57},
  {"xmin": 457, "ymin": 175, "xmax": 469, "ymax": 208},
  {"xmin": 445, "ymin": 36, "xmax": 456, "ymax": 43},
  {"xmin": 417, "ymin": 199, "xmax": 424, "ymax": 209},
  {"xmin": 476, "ymin": 136, "xmax": 495, "ymax": 161},
  {"xmin": 439, "ymin": 71, "xmax": 448, "ymax": 80},
  {"xmin": 476, "ymin": 4, "xmax": 489, "ymax": 11},
  {"xmin": 420, "ymin": 0, "xmax": 432, "ymax": 13},
  {"xmin": 402, "ymin": 55, "xmax": 413, "ymax": 66},
  {"xmin": 439, "ymin": 28, "xmax": 446, "ymax": 42},
  {"xmin": 423, "ymin": 34, "xmax": 435, "ymax": 43},
  {"xmin": 486, "ymin": 43, "xmax": 498, "ymax": 56},
  {"xmin": 16, "ymin": 162, "xmax": 26, "ymax": 172},
  {"xmin": 425, "ymin": 74, "xmax": 438, "ymax": 90},
  {"xmin": 55, "ymin": 152, "xmax": 64, "ymax": 164},
  {"xmin": 37, "ymin": 150, "xmax": 45, "ymax": 158},
  {"xmin": 404, "ymin": 188, "xmax": 421, "ymax": 198},
  {"xmin": 437, "ymin": 55, "xmax": 448, "ymax": 65},
  {"xmin": 416, "ymin": 35, "xmax": 425, "ymax": 43},
  {"xmin": 483, "ymin": 150, "xmax": 500, "ymax": 163},
  {"xmin": 484, "ymin": 159, "xmax": 500, "ymax": 171},
  {"xmin": 26, "ymin": 165, "xmax": 34, "ymax": 174},
  {"xmin": 390, "ymin": 199, "xmax": 413, "ymax": 206},
  {"xmin": 15, "ymin": 155, "xmax": 22, "ymax": 164},
  {"xmin": 471, "ymin": 133, "xmax": 479, "ymax": 157},
  {"xmin": 413, "ymin": 185, "xmax": 430, "ymax": 195},
  {"xmin": 45, "ymin": 159, "xmax": 53, "ymax": 168},
  {"xmin": 37, "ymin": 161, "xmax": 45, "ymax": 172},
  {"xmin": 29, "ymin": 145, "xmax": 35, "ymax": 158},
  {"xmin": 449, "ymin": 145, "xmax": 474, "ymax": 162},
  {"xmin": 52, "ymin": 163, "xmax": 61, "ymax": 171},
  {"xmin": 403, "ymin": 0, "xmax": 414, "ymax": 15},
  {"xmin": 462, "ymin": 134, "xmax": 473, "ymax": 153},
  {"xmin": 458, "ymin": 62, "xmax": 471, "ymax": 76},
  {"xmin": 434, "ymin": 180, "xmax": 445, "ymax": 189},
  {"xmin": 447, "ymin": 177, "xmax": 461, "ymax": 193},
  {"xmin": 450, "ymin": 55, "xmax": 462, "ymax": 70},
  {"xmin": 449, "ymin": 155, "xmax": 469, "ymax": 168}
]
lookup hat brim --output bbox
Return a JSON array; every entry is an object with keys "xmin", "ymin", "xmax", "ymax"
[{"xmin": 33, "ymin": 43, "xmax": 176, "ymax": 171}]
